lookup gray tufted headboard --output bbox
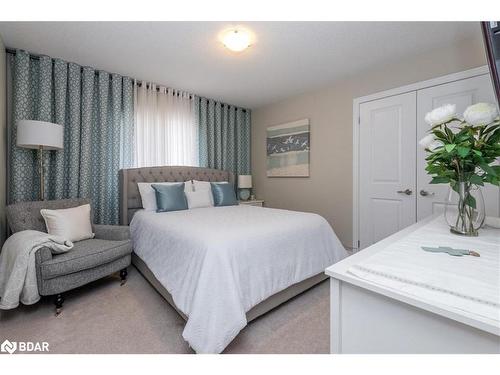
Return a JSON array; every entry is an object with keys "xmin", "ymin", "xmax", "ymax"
[{"xmin": 118, "ymin": 166, "xmax": 234, "ymax": 225}]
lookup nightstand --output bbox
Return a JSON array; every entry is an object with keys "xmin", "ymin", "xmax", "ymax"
[{"xmin": 238, "ymin": 199, "xmax": 264, "ymax": 207}]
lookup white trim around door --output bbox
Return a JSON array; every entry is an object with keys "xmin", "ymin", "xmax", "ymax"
[{"xmin": 352, "ymin": 65, "xmax": 490, "ymax": 251}]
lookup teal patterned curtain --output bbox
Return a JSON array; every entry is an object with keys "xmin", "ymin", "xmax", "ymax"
[
  {"xmin": 8, "ymin": 50, "xmax": 134, "ymax": 224},
  {"xmin": 197, "ymin": 97, "xmax": 251, "ymax": 177}
]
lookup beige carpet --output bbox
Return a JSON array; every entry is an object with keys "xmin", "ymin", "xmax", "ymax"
[{"xmin": 0, "ymin": 267, "xmax": 330, "ymax": 354}]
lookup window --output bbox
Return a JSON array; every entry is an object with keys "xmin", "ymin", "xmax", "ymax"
[{"xmin": 134, "ymin": 83, "xmax": 198, "ymax": 167}]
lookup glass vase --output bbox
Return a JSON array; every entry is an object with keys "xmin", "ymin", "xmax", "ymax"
[{"xmin": 444, "ymin": 181, "xmax": 485, "ymax": 236}]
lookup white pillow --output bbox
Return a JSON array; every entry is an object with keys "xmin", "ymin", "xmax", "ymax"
[
  {"xmin": 138, "ymin": 181, "xmax": 193, "ymax": 211},
  {"xmin": 40, "ymin": 204, "xmax": 95, "ymax": 242},
  {"xmin": 192, "ymin": 180, "xmax": 228, "ymax": 205},
  {"xmin": 192, "ymin": 180, "xmax": 228, "ymax": 191},
  {"xmin": 185, "ymin": 190, "xmax": 213, "ymax": 209}
]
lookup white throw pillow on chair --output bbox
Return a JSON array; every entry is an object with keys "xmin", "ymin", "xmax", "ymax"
[{"xmin": 40, "ymin": 204, "xmax": 95, "ymax": 242}]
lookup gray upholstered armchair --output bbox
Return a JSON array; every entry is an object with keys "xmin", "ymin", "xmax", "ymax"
[{"xmin": 6, "ymin": 198, "xmax": 132, "ymax": 315}]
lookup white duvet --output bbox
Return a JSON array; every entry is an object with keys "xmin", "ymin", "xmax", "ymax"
[{"xmin": 130, "ymin": 205, "xmax": 346, "ymax": 353}]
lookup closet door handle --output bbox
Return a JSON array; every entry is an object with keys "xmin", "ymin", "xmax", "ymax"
[
  {"xmin": 397, "ymin": 189, "xmax": 412, "ymax": 195},
  {"xmin": 420, "ymin": 190, "xmax": 435, "ymax": 197}
]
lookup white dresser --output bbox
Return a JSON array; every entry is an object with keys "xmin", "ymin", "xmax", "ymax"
[{"xmin": 325, "ymin": 215, "xmax": 500, "ymax": 354}]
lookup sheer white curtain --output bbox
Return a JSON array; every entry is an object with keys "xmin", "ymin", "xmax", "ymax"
[{"xmin": 134, "ymin": 82, "xmax": 198, "ymax": 167}]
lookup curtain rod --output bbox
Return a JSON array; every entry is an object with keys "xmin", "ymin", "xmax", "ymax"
[
  {"xmin": 6, "ymin": 48, "xmax": 247, "ymax": 113},
  {"xmin": 6, "ymin": 47, "xmax": 117, "ymax": 76},
  {"xmin": 135, "ymin": 81, "xmax": 194, "ymax": 100},
  {"xmin": 134, "ymin": 82, "xmax": 246, "ymax": 112},
  {"xmin": 6, "ymin": 47, "xmax": 39, "ymax": 58}
]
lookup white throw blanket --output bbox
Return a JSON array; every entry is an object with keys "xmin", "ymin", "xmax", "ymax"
[
  {"xmin": 131, "ymin": 205, "xmax": 347, "ymax": 353},
  {"xmin": 0, "ymin": 230, "xmax": 73, "ymax": 309},
  {"xmin": 348, "ymin": 216, "xmax": 500, "ymax": 324}
]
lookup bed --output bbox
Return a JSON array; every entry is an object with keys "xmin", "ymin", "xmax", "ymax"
[{"xmin": 119, "ymin": 166, "xmax": 347, "ymax": 353}]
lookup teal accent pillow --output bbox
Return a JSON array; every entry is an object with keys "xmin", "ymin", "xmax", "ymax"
[
  {"xmin": 152, "ymin": 183, "xmax": 188, "ymax": 212},
  {"xmin": 211, "ymin": 182, "xmax": 238, "ymax": 207}
]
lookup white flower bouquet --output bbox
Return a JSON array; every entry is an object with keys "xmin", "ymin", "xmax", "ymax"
[{"xmin": 420, "ymin": 102, "xmax": 500, "ymax": 235}]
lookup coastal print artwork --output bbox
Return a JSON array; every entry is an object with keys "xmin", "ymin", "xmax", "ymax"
[{"xmin": 266, "ymin": 119, "xmax": 310, "ymax": 177}]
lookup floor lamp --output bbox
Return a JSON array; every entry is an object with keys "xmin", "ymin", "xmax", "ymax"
[{"xmin": 16, "ymin": 120, "xmax": 64, "ymax": 201}]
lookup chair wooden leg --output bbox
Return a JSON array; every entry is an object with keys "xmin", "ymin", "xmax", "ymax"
[
  {"xmin": 54, "ymin": 294, "xmax": 64, "ymax": 316},
  {"xmin": 120, "ymin": 268, "xmax": 128, "ymax": 286}
]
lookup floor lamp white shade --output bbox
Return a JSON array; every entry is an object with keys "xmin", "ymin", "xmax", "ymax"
[
  {"xmin": 17, "ymin": 120, "xmax": 64, "ymax": 150},
  {"xmin": 16, "ymin": 120, "xmax": 64, "ymax": 200}
]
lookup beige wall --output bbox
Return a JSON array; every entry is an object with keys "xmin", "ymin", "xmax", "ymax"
[
  {"xmin": 251, "ymin": 34, "xmax": 487, "ymax": 248},
  {"xmin": 0, "ymin": 35, "xmax": 6, "ymax": 246}
]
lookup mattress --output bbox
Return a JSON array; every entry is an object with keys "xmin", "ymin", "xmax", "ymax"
[{"xmin": 130, "ymin": 204, "xmax": 347, "ymax": 353}]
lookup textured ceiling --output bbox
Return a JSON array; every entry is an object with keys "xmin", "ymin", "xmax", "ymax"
[{"xmin": 0, "ymin": 22, "xmax": 481, "ymax": 108}]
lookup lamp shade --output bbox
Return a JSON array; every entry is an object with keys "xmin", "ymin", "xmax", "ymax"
[
  {"xmin": 17, "ymin": 120, "xmax": 64, "ymax": 150},
  {"xmin": 238, "ymin": 175, "xmax": 252, "ymax": 189}
]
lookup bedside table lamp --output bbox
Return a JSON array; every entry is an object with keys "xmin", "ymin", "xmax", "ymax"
[
  {"xmin": 237, "ymin": 174, "xmax": 252, "ymax": 201},
  {"xmin": 17, "ymin": 120, "xmax": 64, "ymax": 200}
]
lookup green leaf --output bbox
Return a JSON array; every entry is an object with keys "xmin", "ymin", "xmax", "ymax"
[
  {"xmin": 464, "ymin": 194, "xmax": 476, "ymax": 209},
  {"xmin": 482, "ymin": 124, "xmax": 499, "ymax": 136},
  {"xmin": 480, "ymin": 163, "xmax": 497, "ymax": 177},
  {"xmin": 426, "ymin": 165, "xmax": 442, "ymax": 174},
  {"xmin": 457, "ymin": 146, "xmax": 470, "ymax": 158},
  {"xmin": 485, "ymin": 173, "xmax": 500, "ymax": 185},
  {"xmin": 472, "ymin": 149, "xmax": 483, "ymax": 157},
  {"xmin": 430, "ymin": 176, "xmax": 450, "ymax": 184},
  {"xmin": 469, "ymin": 174, "xmax": 484, "ymax": 186},
  {"xmin": 444, "ymin": 127, "xmax": 454, "ymax": 141},
  {"xmin": 432, "ymin": 130, "xmax": 448, "ymax": 141},
  {"xmin": 445, "ymin": 144, "xmax": 456, "ymax": 153}
]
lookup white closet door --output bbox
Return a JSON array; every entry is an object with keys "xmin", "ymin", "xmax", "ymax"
[
  {"xmin": 416, "ymin": 74, "xmax": 500, "ymax": 220},
  {"xmin": 359, "ymin": 92, "xmax": 417, "ymax": 249}
]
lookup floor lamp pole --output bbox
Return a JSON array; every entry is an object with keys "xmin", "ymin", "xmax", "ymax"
[{"xmin": 38, "ymin": 145, "xmax": 45, "ymax": 201}]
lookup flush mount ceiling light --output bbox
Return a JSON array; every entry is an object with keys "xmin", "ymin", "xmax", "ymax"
[{"xmin": 221, "ymin": 28, "xmax": 251, "ymax": 52}]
